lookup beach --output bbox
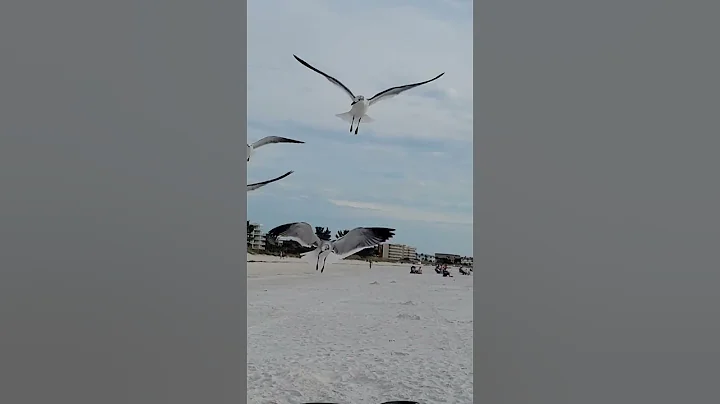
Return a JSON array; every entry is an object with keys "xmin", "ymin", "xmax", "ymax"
[{"xmin": 247, "ymin": 253, "xmax": 474, "ymax": 404}]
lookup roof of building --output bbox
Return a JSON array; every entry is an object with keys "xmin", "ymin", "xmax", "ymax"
[{"xmin": 435, "ymin": 253, "xmax": 461, "ymax": 258}]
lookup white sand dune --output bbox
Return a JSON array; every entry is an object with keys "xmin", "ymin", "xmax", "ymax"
[{"xmin": 247, "ymin": 253, "xmax": 473, "ymax": 404}]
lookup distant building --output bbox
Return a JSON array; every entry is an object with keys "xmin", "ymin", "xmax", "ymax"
[
  {"xmin": 460, "ymin": 256, "xmax": 473, "ymax": 266},
  {"xmin": 379, "ymin": 243, "xmax": 417, "ymax": 262},
  {"xmin": 249, "ymin": 222, "xmax": 266, "ymax": 250},
  {"xmin": 435, "ymin": 253, "xmax": 462, "ymax": 264},
  {"xmin": 418, "ymin": 253, "xmax": 436, "ymax": 263}
]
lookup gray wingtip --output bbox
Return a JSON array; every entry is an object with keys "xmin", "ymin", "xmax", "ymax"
[
  {"xmin": 266, "ymin": 222, "xmax": 297, "ymax": 238},
  {"xmin": 367, "ymin": 227, "xmax": 396, "ymax": 241},
  {"xmin": 246, "ymin": 170, "xmax": 294, "ymax": 190},
  {"xmin": 274, "ymin": 170, "xmax": 294, "ymax": 180},
  {"xmin": 282, "ymin": 137, "xmax": 305, "ymax": 144}
]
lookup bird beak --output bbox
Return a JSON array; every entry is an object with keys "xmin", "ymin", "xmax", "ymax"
[{"xmin": 351, "ymin": 101, "xmax": 357, "ymax": 106}]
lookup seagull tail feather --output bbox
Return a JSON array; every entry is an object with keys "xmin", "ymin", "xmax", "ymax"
[{"xmin": 335, "ymin": 111, "xmax": 355, "ymax": 123}]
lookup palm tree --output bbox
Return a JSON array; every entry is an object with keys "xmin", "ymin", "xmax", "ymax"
[
  {"xmin": 247, "ymin": 221, "xmax": 257, "ymax": 248},
  {"xmin": 335, "ymin": 229, "xmax": 349, "ymax": 240},
  {"xmin": 315, "ymin": 226, "xmax": 331, "ymax": 241}
]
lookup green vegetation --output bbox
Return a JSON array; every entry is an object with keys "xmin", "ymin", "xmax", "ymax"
[{"xmin": 250, "ymin": 224, "xmax": 381, "ymax": 260}]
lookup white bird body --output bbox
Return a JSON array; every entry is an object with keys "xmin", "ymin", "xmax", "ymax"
[
  {"xmin": 266, "ymin": 222, "xmax": 395, "ymax": 273},
  {"xmin": 351, "ymin": 99, "xmax": 369, "ymax": 116},
  {"xmin": 300, "ymin": 240, "xmax": 335, "ymax": 271},
  {"xmin": 293, "ymin": 54, "xmax": 444, "ymax": 135},
  {"xmin": 335, "ymin": 98, "xmax": 374, "ymax": 129}
]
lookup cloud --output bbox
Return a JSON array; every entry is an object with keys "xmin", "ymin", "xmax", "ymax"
[
  {"xmin": 247, "ymin": 0, "xmax": 474, "ymax": 256},
  {"xmin": 247, "ymin": 0, "xmax": 473, "ymax": 143},
  {"xmin": 328, "ymin": 199, "xmax": 472, "ymax": 226}
]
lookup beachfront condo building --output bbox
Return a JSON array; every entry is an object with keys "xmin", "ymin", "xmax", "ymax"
[
  {"xmin": 249, "ymin": 222, "xmax": 266, "ymax": 250},
  {"xmin": 379, "ymin": 243, "xmax": 417, "ymax": 262}
]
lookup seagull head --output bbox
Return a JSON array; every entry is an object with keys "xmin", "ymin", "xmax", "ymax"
[{"xmin": 351, "ymin": 95, "xmax": 365, "ymax": 105}]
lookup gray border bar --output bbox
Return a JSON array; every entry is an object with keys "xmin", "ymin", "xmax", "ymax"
[
  {"xmin": 0, "ymin": 1, "xmax": 247, "ymax": 403},
  {"xmin": 475, "ymin": 0, "xmax": 720, "ymax": 402}
]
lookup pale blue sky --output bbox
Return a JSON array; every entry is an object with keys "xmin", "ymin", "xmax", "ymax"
[{"xmin": 247, "ymin": 0, "xmax": 473, "ymax": 256}]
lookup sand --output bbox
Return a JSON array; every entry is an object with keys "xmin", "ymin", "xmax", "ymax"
[{"xmin": 247, "ymin": 253, "xmax": 473, "ymax": 404}]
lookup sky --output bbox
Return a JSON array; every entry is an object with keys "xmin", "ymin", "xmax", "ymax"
[{"xmin": 247, "ymin": 0, "xmax": 473, "ymax": 256}]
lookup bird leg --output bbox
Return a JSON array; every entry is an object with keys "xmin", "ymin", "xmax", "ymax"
[
  {"xmin": 350, "ymin": 116, "xmax": 354, "ymax": 132},
  {"xmin": 321, "ymin": 254, "xmax": 329, "ymax": 273},
  {"xmin": 354, "ymin": 117, "xmax": 362, "ymax": 135}
]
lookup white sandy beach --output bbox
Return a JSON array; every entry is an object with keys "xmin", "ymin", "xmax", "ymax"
[{"xmin": 247, "ymin": 253, "xmax": 473, "ymax": 404}]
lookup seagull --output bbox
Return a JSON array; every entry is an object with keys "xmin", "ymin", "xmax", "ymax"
[
  {"xmin": 267, "ymin": 222, "xmax": 395, "ymax": 273},
  {"xmin": 247, "ymin": 171, "xmax": 293, "ymax": 192},
  {"xmin": 293, "ymin": 54, "xmax": 445, "ymax": 135},
  {"xmin": 247, "ymin": 136, "xmax": 304, "ymax": 162}
]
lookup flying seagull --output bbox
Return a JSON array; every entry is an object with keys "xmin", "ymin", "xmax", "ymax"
[
  {"xmin": 247, "ymin": 171, "xmax": 293, "ymax": 192},
  {"xmin": 267, "ymin": 222, "xmax": 395, "ymax": 273},
  {"xmin": 293, "ymin": 54, "xmax": 445, "ymax": 135},
  {"xmin": 247, "ymin": 136, "xmax": 304, "ymax": 162}
]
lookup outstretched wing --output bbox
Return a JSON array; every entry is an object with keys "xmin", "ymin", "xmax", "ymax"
[
  {"xmin": 266, "ymin": 222, "xmax": 321, "ymax": 248},
  {"xmin": 247, "ymin": 171, "xmax": 293, "ymax": 192},
  {"xmin": 368, "ymin": 72, "xmax": 445, "ymax": 106},
  {"xmin": 293, "ymin": 54, "xmax": 356, "ymax": 101},
  {"xmin": 251, "ymin": 136, "xmax": 304, "ymax": 149},
  {"xmin": 331, "ymin": 227, "xmax": 395, "ymax": 260}
]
